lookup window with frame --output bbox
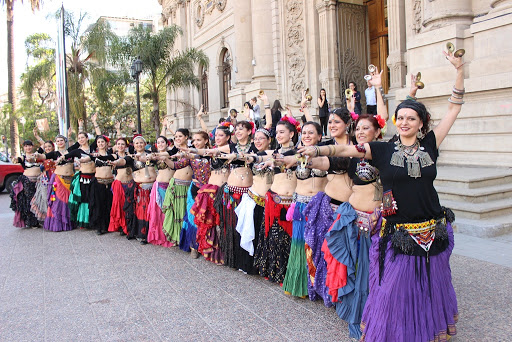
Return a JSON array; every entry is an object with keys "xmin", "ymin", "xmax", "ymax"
[
  {"xmin": 200, "ymin": 67, "xmax": 209, "ymax": 112},
  {"xmin": 221, "ymin": 49, "xmax": 231, "ymax": 108}
]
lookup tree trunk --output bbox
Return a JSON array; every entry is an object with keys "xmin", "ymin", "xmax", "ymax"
[
  {"xmin": 152, "ymin": 81, "xmax": 160, "ymax": 136},
  {"xmin": 6, "ymin": 0, "xmax": 20, "ymax": 158}
]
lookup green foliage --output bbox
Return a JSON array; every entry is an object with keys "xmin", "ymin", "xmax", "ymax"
[{"xmin": 110, "ymin": 24, "xmax": 209, "ymax": 134}]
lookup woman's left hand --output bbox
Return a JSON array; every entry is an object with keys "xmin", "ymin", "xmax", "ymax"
[
  {"xmin": 369, "ymin": 67, "xmax": 383, "ymax": 88},
  {"xmin": 297, "ymin": 145, "xmax": 318, "ymax": 158},
  {"xmin": 274, "ymin": 155, "xmax": 298, "ymax": 169},
  {"xmin": 444, "ymin": 50, "xmax": 464, "ymax": 69}
]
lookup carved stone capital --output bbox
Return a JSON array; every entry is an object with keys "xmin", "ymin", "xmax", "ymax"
[{"xmin": 315, "ymin": 0, "xmax": 336, "ymax": 13}]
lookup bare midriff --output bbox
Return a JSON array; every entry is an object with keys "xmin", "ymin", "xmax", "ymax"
[
  {"xmin": 251, "ymin": 174, "xmax": 272, "ymax": 197},
  {"xmin": 23, "ymin": 168, "xmax": 41, "ymax": 178},
  {"xmin": 227, "ymin": 167, "xmax": 253, "ymax": 188},
  {"xmin": 270, "ymin": 173, "xmax": 297, "ymax": 197},
  {"xmin": 55, "ymin": 164, "xmax": 74, "ymax": 177},
  {"xmin": 325, "ymin": 173, "xmax": 353, "ymax": 203},
  {"xmin": 174, "ymin": 166, "xmax": 193, "ymax": 181},
  {"xmin": 209, "ymin": 169, "xmax": 230, "ymax": 187},
  {"xmin": 295, "ymin": 177, "xmax": 327, "ymax": 197},
  {"xmin": 115, "ymin": 168, "xmax": 133, "ymax": 183},
  {"xmin": 156, "ymin": 168, "xmax": 175, "ymax": 183},
  {"xmin": 349, "ymin": 183, "xmax": 382, "ymax": 213},
  {"xmin": 133, "ymin": 167, "xmax": 157, "ymax": 183},
  {"xmin": 95, "ymin": 166, "xmax": 113, "ymax": 179},
  {"xmin": 80, "ymin": 161, "xmax": 96, "ymax": 174}
]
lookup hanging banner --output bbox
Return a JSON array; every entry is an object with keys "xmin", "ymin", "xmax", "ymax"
[{"xmin": 55, "ymin": 5, "xmax": 69, "ymax": 137}]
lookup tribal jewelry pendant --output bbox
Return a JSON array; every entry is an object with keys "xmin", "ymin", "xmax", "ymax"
[{"xmin": 390, "ymin": 139, "xmax": 433, "ymax": 178}]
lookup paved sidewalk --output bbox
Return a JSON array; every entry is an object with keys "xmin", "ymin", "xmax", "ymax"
[{"xmin": 0, "ymin": 192, "xmax": 511, "ymax": 341}]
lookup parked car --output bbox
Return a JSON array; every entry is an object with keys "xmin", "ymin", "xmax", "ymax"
[{"xmin": 0, "ymin": 157, "xmax": 24, "ymax": 193}]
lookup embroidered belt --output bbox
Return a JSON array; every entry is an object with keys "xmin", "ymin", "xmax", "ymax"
[
  {"xmin": 227, "ymin": 184, "xmax": 249, "ymax": 195},
  {"xmin": 293, "ymin": 193, "xmax": 314, "ymax": 204},
  {"xmin": 97, "ymin": 178, "xmax": 114, "ymax": 185},
  {"xmin": 174, "ymin": 179, "xmax": 191, "ymax": 186},
  {"xmin": 355, "ymin": 208, "xmax": 381, "ymax": 234},
  {"xmin": 139, "ymin": 182, "xmax": 153, "ymax": 190},
  {"xmin": 271, "ymin": 193, "xmax": 293, "ymax": 205},
  {"xmin": 393, "ymin": 217, "xmax": 446, "ymax": 253},
  {"xmin": 248, "ymin": 189, "xmax": 265, "ymax": 207}
]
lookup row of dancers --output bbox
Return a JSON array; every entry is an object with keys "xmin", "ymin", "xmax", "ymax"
[{"xmin": 11, "ymin": 53, "xmax": 463, "ymax": 342}]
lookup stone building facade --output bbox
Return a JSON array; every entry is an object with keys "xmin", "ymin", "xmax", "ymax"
[{"xmin": 159, "ymin": 0, "xmax": 512, "ymax": 168}]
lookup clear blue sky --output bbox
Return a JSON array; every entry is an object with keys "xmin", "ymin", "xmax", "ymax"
[{"xmin": 0, "ymin": 0, "xmax": 162, "ymax": 96}]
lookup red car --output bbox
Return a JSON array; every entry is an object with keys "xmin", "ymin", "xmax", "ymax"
[{"xmin": 0, "ymin": 153, "xmax": 24, "ymax": 193}]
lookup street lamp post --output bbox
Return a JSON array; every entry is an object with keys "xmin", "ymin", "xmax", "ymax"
[{"xmin": 131, "ymin": 57, "xmax": 143, "ymax": 134}]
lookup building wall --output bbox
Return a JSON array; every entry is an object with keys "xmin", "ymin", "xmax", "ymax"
[{"xmin": 159, "ymin": 0, "xmax": 512, "ymax": 167}]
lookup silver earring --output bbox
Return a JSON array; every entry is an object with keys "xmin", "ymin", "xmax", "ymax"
[{"xmin": 417, "ymin": 131, "xmax": 425, "ymax": 140}]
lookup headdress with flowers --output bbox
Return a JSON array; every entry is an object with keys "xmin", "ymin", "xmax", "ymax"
[
  {"xmin": 351, "ymin": 112, "xmax": 386, "ymax": 129},
  {"xmin": 218, "ymin": 121, "xmax": 235, "ymax": 133},
  {"xmin": 280, "ymin": 115, "xmax": 301, "ymax": 133}
]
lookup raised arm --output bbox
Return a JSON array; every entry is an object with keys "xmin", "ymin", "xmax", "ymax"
[
  {"xmin": 67, "ymin": 125, "xmax": 75, "ymax": 146},
  {"xmin": 91, "ymin": 113, "xmax": 102, "ymax": 136},
  {"xmin": 368, "ymin": 68, "xmax": 388, "ymax": 121},
  {"xmin": 433, "ymin": 51, "xmax": 465, "ymax": 147},
  {"xmin": 301, "ymin": 90, "xmax": 314, "ymax": 122},
  {"xmin": 196, "ymin": 105, "xmax": 209, "ymax": 133},
  {"xmin": 408, "ymin": 73, "xmax": 421, "ymax": 100},
  {"xmin": 33, "ymin": 127, "xmax": 45, "ymax": 147},
  {"xmin": 115, "ymin": 121, "xmax": 122, "ymax": 138},
  {"xmin": 258, "ymin": 94, "xmax": 272, "ymax": 130}
]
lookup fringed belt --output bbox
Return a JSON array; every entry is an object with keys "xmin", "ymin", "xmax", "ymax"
[
  {"xmin": 139, "ymin": 182, "xmax": 153, "ymax": 190},
  {"xmin": 293, "ymin": 193, "xmax": 314, "ymax": 204},
  {"xmin": 330, "ymin": 197, "xmax": 343, "ymax": 212},
  {"xmin": 80, "ymin": 173, "xmax": 94, "ymax": 184},
  {"xmin": 248, "ymin": 189, "xmax": 265, "ymax": 207},
  {"xmin": 174, "ymin": 179, "xmax": 192, "ymax": 186},
  {"xmin": 379, "ymin": 207, "xmax": 455, "ymax": 258},
  {"xmin": 228, "ymin": 185, "xmax": 249, "ymax": 195}
]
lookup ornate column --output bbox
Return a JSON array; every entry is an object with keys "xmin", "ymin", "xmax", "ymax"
[
  {"xmin": 421, "ymin": 0, "xmax": 473, "ymax": 31},
  {"xmin": 387, "ymin": 0, "xmax": 407, "ymax": 91},
  {"xmin": 233, "ymin": 1, "xmax": 253, "ymax": 87},
  {"xmin": 316, "ymin": 0, "xmax": 341, "ymax": 107}
]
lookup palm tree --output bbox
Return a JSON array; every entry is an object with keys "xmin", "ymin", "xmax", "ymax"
[
  {"xmin": 112, "ymin": 24, "xmax": 208, "ymax": 134},
  {"xmin": 3, "ymin": 0, "xmax": 42, "ymax": 157}
]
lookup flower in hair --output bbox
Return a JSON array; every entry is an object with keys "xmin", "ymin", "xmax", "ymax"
[
  {"xmin": 218, "ymin": 121, "xmax": 235, "ymax": 133},
  {"xmin": 280, "ymin": 116, "xmax": 301, "ymax": 133},
  {"xmin": 392, "ymin": 114, "xmax": 396, "ymax": 125},
  {"xmin": 375, "ymin": 115, "xmax": 386, "ymax": 129},
  {"xmin": 351, "ymin": 112, "xmax": 359, "ymax": 121},
  {"xmin": 249, "ymin": 121, "xmax": 255, "ymax": 135}
]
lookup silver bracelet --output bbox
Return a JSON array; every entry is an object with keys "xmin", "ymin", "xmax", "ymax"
[
  {"xmin": 448, "ymin": 97, "xmax": 464, "ymax": 105},
  {"xmin": 451, "ymin": 93, "xmax": 463, "ymax": 99}
]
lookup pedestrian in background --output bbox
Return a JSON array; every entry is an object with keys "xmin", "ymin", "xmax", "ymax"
[
  {"xmin": 365, "ymin": 80, "xmax": 377, "ymax": 115},
  {"xmin": 317, "ymin": 88, "xmax": 329, "ymax": 136}
]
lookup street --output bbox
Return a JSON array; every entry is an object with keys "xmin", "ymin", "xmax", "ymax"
[{"xmin": 0, "ymin": 192, "xmax": 511, "ymax": 342}]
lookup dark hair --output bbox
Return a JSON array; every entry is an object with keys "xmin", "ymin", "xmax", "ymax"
[
  {"xmin": 251, "ymin": 97, "xmax": 257, "ymax": 103},
  {"xmin": 156, "ymin": 135, "xmax": 169, "ymax": 145},
  {"xmin": 319, "ymin": 88, "xmax": 326, "ymax": 96},
  {"xmin": 23, "ymin": 140, "xmax": 33, "ymax": 146},
  {"xmin": 276, "ymin": 120, "xmax": 298, "ymax": 146},
  {"xmin": 355, "ymin": 114, "xmax": 382, "ymax": 140},
  {"xmin": 116, "ymin": 137, "xmax": 128, "ymax": 145},
  {"xmin": 300, "ymin": 115, "xmax": 307, "ymax": 124},
  {"xmin": 216, "ymin": 125, "xmax": 232, "ymax": 136},
  {"xmin": 236, "ymin": 121, "xmax": 253, "ymax": 135},
  {"xmin": 348, "ymin": 81, "xmax": 358, "ymax": 92},
  {"xmin": 176, "ymin": 128, "xmax": 190, "ymax": 138},
  {"xmin": 44, "ymin": 140, "xmax": 55, "ymax": 147},
  {"xmin": 395, "ymin": 99, "xmax": 431, "ymax": 136},
  {"xmin": 331, "ymin": 107, "xmax": 351, "ymax": 124},
  {"xmin": 271, "ymin": 100, "xmax": 283, "ymax": 113},
  {"xmin": 218, "ymin": 117, "xmax": 226, "ymax": 124},
  {"xmin": 77, "ymin": 131, "xmax": 88, "ymax": 139},
  {"xmin": 302, "ymin": 121, "xmax": 322, "ymax": 136},
  {"xmin": 95, "ymin": 135, "xmax": 108, "ymax": 143},
  {"xmin": 193, "ymin": 131, "xmax": 211, "ymax": 148},
  {"xmin": 244, "ymin": 101, "xmax": 253, "ymax": 110}
]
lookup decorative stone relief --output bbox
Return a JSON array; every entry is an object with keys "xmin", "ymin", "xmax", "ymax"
[
  {"xmin": 216, "ymin": 0, "xmax": 227, "ymax": 12},
  {"xmin": 285, "ymin": 0, "xmax": 306, "ymax": 102},
  {"xmin": 413, "ymin": 0, "xmax": 422, "ymax": 33},
  {"xmin": 194, "ymin": 0, "xmax": 227, "ymax": 28},
  {"xmin": 195, "ymin": 2, "xmax": 205, "ymax": 27}
]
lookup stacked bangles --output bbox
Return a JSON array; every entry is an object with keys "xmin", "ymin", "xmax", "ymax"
[{"xmin": 448, "ymin": 86, "xmax": 465, "ymax": 105}]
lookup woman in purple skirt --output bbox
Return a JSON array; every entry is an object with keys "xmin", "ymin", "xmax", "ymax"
[{"xmin": 299, "ymin": 49, "xmax": 463, "ymax": 342}]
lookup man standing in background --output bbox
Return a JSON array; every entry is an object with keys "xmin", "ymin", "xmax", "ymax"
[
  {"xmin": 250, "ymin": 97, "xmax": 261, "ymax": 128},
  {"xmin": 365, "ymin": 80, "xmax": 377, "ymax": 115}
]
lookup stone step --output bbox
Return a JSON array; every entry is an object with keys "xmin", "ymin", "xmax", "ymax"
[
  {"xmin": 452, "ymin": 214, "xmax": 512, "ymax": 238},
  {"xmin": 441, "ymin": 198, "xmax": 512, "ymax": 220},
  {"xmin": 435, "ymin": 165, "xmax": 512, "ymax": 189},
  {"xmin": 436, "ymin": 183, "xmax": 512, "ymax": 203}
]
